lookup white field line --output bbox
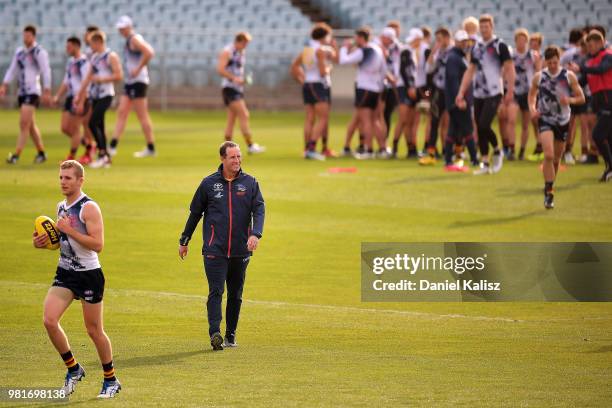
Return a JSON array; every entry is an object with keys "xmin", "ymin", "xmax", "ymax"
[{"xmin": 8, "ymin": 280, "xmax": 611, "ymax": 323}]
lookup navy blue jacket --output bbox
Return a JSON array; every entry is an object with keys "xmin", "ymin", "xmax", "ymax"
[
  {"xmin": 445, "ymin": 46, "xmax": 472, "ymax": 111},
  {"xmin": 181, "ymin": 164, "xmax": 265, "ymax": 258}
]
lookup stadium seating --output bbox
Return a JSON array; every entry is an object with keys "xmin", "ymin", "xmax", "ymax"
[
  {"xmin": 0, "ymin": 0, "xmax": 311, "ymax": 89},
  {"xmin": 313, "ymin": 0, "xmax": 610, "ymax": 46},
  {"xmin": 0, "ymin": 0, "xmax": 609, "ymax": 92}
]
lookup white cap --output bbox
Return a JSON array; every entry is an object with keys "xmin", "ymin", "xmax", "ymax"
[
  {"xmin": 116, "ymin": 15, "xmax": 133, "ymax": 29},
  {"xmin": 381, "ymin": 27, "xmax": 397, "ymax": 40},
  {"xmin": 405, "ymin": 28, "xmax": 423, "ymax": 44},
  {"xmin": 454, "ymin": 30, "xmax": 469, "ymax": 42}
]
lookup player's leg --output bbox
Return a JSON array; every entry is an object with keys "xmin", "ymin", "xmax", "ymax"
[
  {"xmin": 132, "ymin": 97, "xmax": 156, "ymax": 157},
  {"xmin": 357, "ymin": 107, "xmax": 373, "ymax": 156},
  {"xmin": 404, "ymin": 105, "xmax": 417, "ymax": 157},
  {"xmin": 43, "ymin": 287, "xmax": 74, "ymax": 357},
  {"xmin": 82, "ymin": 298, "xmax": 121, "ymax": 398},
  {"xmin": 540, "ymin": 128, "xmax": 555, "ymax": 208},
  {"xmin": 224, "ymin": 256, "xmax": 249, "ymax": 347},
  {"xmin": 505, "ymin": 101, "xmax": 518, "ymax": 160},
  {"xmin": 66, "ymin": 113, "xmax": 81, "ymax": 159},
  {"xmin": 233, "ymin": 98, "xmax": 264, "ymax": 153},
  {"xmin": 408, "ymin": 108, "xmax": 420, "ymax": 157},
  {"xmin": 29, "ymin": 114, "xmax": 46, "ymax": 162},
  {"xmin": 303, "ymin": 104, "xmax": 314, "ymax": 153},
  {"xmin": 204, "ymin": 255, "xmax": 229, "ymax": 350},
  {"xmin": 224, "ymin": 105, "xmax": 237, "ymax": 141},
  {"xmin": 383, "ymin": 88, "xmax": 397, "ymax": 139},
  {"xmin": 10, "ymin": 104, "xmax": 36, "ymax": 162},
  {"xmin": 391, "ymin": 104, "xmax": 406, "ymax": 157},
  {"xmin": 519, "ymin": 109, "xmax": 530, "ymax": 160},
  {"xmin": 343, "ymin": 110, "xmax": 359, "ymax": 154},
  {"xmin": 108, "ymin": 95, "xmax": 131, "ymax": 156},
  {"xmin": 43, "ymin": 286, "xmax": 86, "ymax": 394},
  {"xmin": 79, "ymin": 103, "xmax": 96, "ymax": 164},
  {"xmin": 89, "ymin": 97, "xmax": 113, "ymax": 166},
  {"xmin": 312, "ymin": 102, "xmax": 330, "ymax": 152},
  {"xmin": 591, "ymin": 113, "xmax": 612, "ymax": 181}
]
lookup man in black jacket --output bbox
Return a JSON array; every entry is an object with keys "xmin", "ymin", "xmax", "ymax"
[
  {"xmin": 179, "ymin": 141, "xmax": 265, "ymax": 350},
  {"xmin": 444, "ymin": 30, "xmax": 479, "ymax": 170}
]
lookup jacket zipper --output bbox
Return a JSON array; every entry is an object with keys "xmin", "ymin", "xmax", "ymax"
[{"xmin": 227, "ymin": 180, "xmax": 232, "ymax": 257}]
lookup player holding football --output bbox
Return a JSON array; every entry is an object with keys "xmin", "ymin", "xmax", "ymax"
[{"xmin": 33, "ymin": 160, "xmax": 121, "ymax": 398}]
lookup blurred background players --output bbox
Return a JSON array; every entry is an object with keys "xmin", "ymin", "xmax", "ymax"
[
  {"xmin": 456, "ymin": 14, "xmax": 515, "ymax": 175},
  {"xmin": 1, "ymin": 25, "xmax": 51, "ymax": 164},
  {"xmin": 53, "ymin": 37, "xmax": 90, "ymax": 161},
  {"xmin": 529, "ymin": 46, "xmax": 584, "ymax": 208},
  {"xmin": 291, "ymin": 23, "xmax": 337, "ymax": 160},
  {"xmin": 109, "ymin": 15, "xmax": 157, "ymax": 159},
  {"xmin": 76, "ymin": 31, "xmax": 122, "ymax": 169},
  {"xmin": 217, "ymin": 32, "xmax": 265, "ymax": 155}
]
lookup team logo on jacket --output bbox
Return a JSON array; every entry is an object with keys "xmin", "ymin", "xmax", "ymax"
[
  {"xmin": 213, "ymin": 183, "xmax": 223, "ymax": 192},
  {"xmin": 214, "ymin": 192, "xmax": 223, "ymax": 199}
]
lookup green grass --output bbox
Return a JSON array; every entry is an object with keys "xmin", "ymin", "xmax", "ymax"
[{"xmin": 0, "ymin": 109, "xmax": 611, "ymax": 407}]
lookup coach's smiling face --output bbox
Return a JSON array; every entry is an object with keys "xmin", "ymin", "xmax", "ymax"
[{"xmin": 221, "ymin": 147, "xmax": 242, "ymax": 178}]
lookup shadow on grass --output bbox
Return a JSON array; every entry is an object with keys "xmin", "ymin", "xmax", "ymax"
[
  {"xmin": 584, "ymin": 344, "xmax": 612, "ymax": 353},
  {"xmin": 448, "ymin": 210, "xmax": 541, "ymax": 228},
  {"xmin": 97, "ymin": 349, "xmax": 207, "ymax": 369},
  {"xmin": 496, "ymin": 182, "xmax": 584, "ymax": 197}
]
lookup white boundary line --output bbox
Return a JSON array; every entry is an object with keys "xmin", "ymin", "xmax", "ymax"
[{"xmin": 12, "ymin": 279, "xmax": 612, "ymax": 323}]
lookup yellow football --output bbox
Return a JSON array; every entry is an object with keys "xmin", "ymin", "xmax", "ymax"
[{"xmin": 34, "ymin": 215, "xmax": 60, "ymax": 250}]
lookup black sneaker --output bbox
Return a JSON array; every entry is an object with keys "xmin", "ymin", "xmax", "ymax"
[
  {"xmin": 599, "ymin": 168, "xmax": 612, "ymax": 183},
  {"xmin": 223, "ymin": 334, "xmax": 238, "ymax": 348},
  {"xmin": 34, "ymin": 151, "xmax": 47, "ymax": 164},
  {"xmin": 210, "ymin": 332, "xmax": 224, "ymax": 351},
  {"xmin": 6, "ymin": 153, "xmax": 18, "ymax": 164},
  {"xmin": 544, "ymin": 192, "xmax": 554, "ymax": 209}
]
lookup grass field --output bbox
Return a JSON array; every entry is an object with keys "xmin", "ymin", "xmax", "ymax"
[{"xmin": 1, "ymin": 109, "xmax": 611, "ymax": 407}]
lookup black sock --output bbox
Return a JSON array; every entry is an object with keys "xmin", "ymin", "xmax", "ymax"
[
  {"xmin": 147, "ymin": 143, "xmax": 155, "ymax": 152},
  {"xmin": 466, "ymin": 139, "xmax": 479, "ymax": 165},
  {"xmin": 444, "ymin": 142, "xmax": 453, "ymax": 165},
  {"xmin": 307, "ymin": 141, "xmax": 316, "ymax": 152},
  {"xmin": 519, "ymin": 146, "xmax": 525, "ymax": 155},
  {"xmin": 81, "ymin": 138, "xmax": 88, "ymax": 147},
  {"xmin": 545, "ymin": 181, "xmax": 554, "ymax": 194},
  {"xmin": 70, "ymin": 147, "xmax": 78, "ymax": 155},
  {"xmin": 102, "ymin": 361, "xmax": 116, "ymax": 382},
  {"xmin": 61, "ymin": 350, "xmax": 80, "ymax": 373},
  {"xmin": 534, "ymin": 143, "xmax": 543, "ymax": 154},
  {"xmin": 392, "ymin": 139, "xmax": 399, "ymax": 153},
  {"xmin": 109, "ymin": 138, "xmax": 118, "ymax": 149}
]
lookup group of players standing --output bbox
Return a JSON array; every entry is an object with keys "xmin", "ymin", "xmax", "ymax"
[
  {"xmin": 291, "ymin": 15, "xmax": 612, "ymax": 208},
  {"xmin": 1, "ymin": 16, "xmax": 157, "ymax": 168}
]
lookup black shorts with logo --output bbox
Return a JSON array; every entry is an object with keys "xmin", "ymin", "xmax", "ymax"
[
  {"xmin": 222, "ymin": 87, "xmax": 244, "ymax": 106},
  {"xmin": 354, "ymin": 88, "xmax": 379, "ymax": 110},
  {"xmin": 52, "ymin": 267, "xmax": 105, "ymax": 304},
  {"xmin": 18, "ymin": 94, "xmax": 40, "ymax": 108},
  {"xmin": 303, "ymin": 82, "xmax": 331, "ymax": 105},
  {"xmin": 538, "ymin": 120, "xmax": 569, "ymax": 142},
  {"xmin": 514, "ymin": 93, "xmax": 529, "ymax": 112},
  {"xmin": 124, "ymin": 82, "xmax": 148, "ymax": 99}
]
